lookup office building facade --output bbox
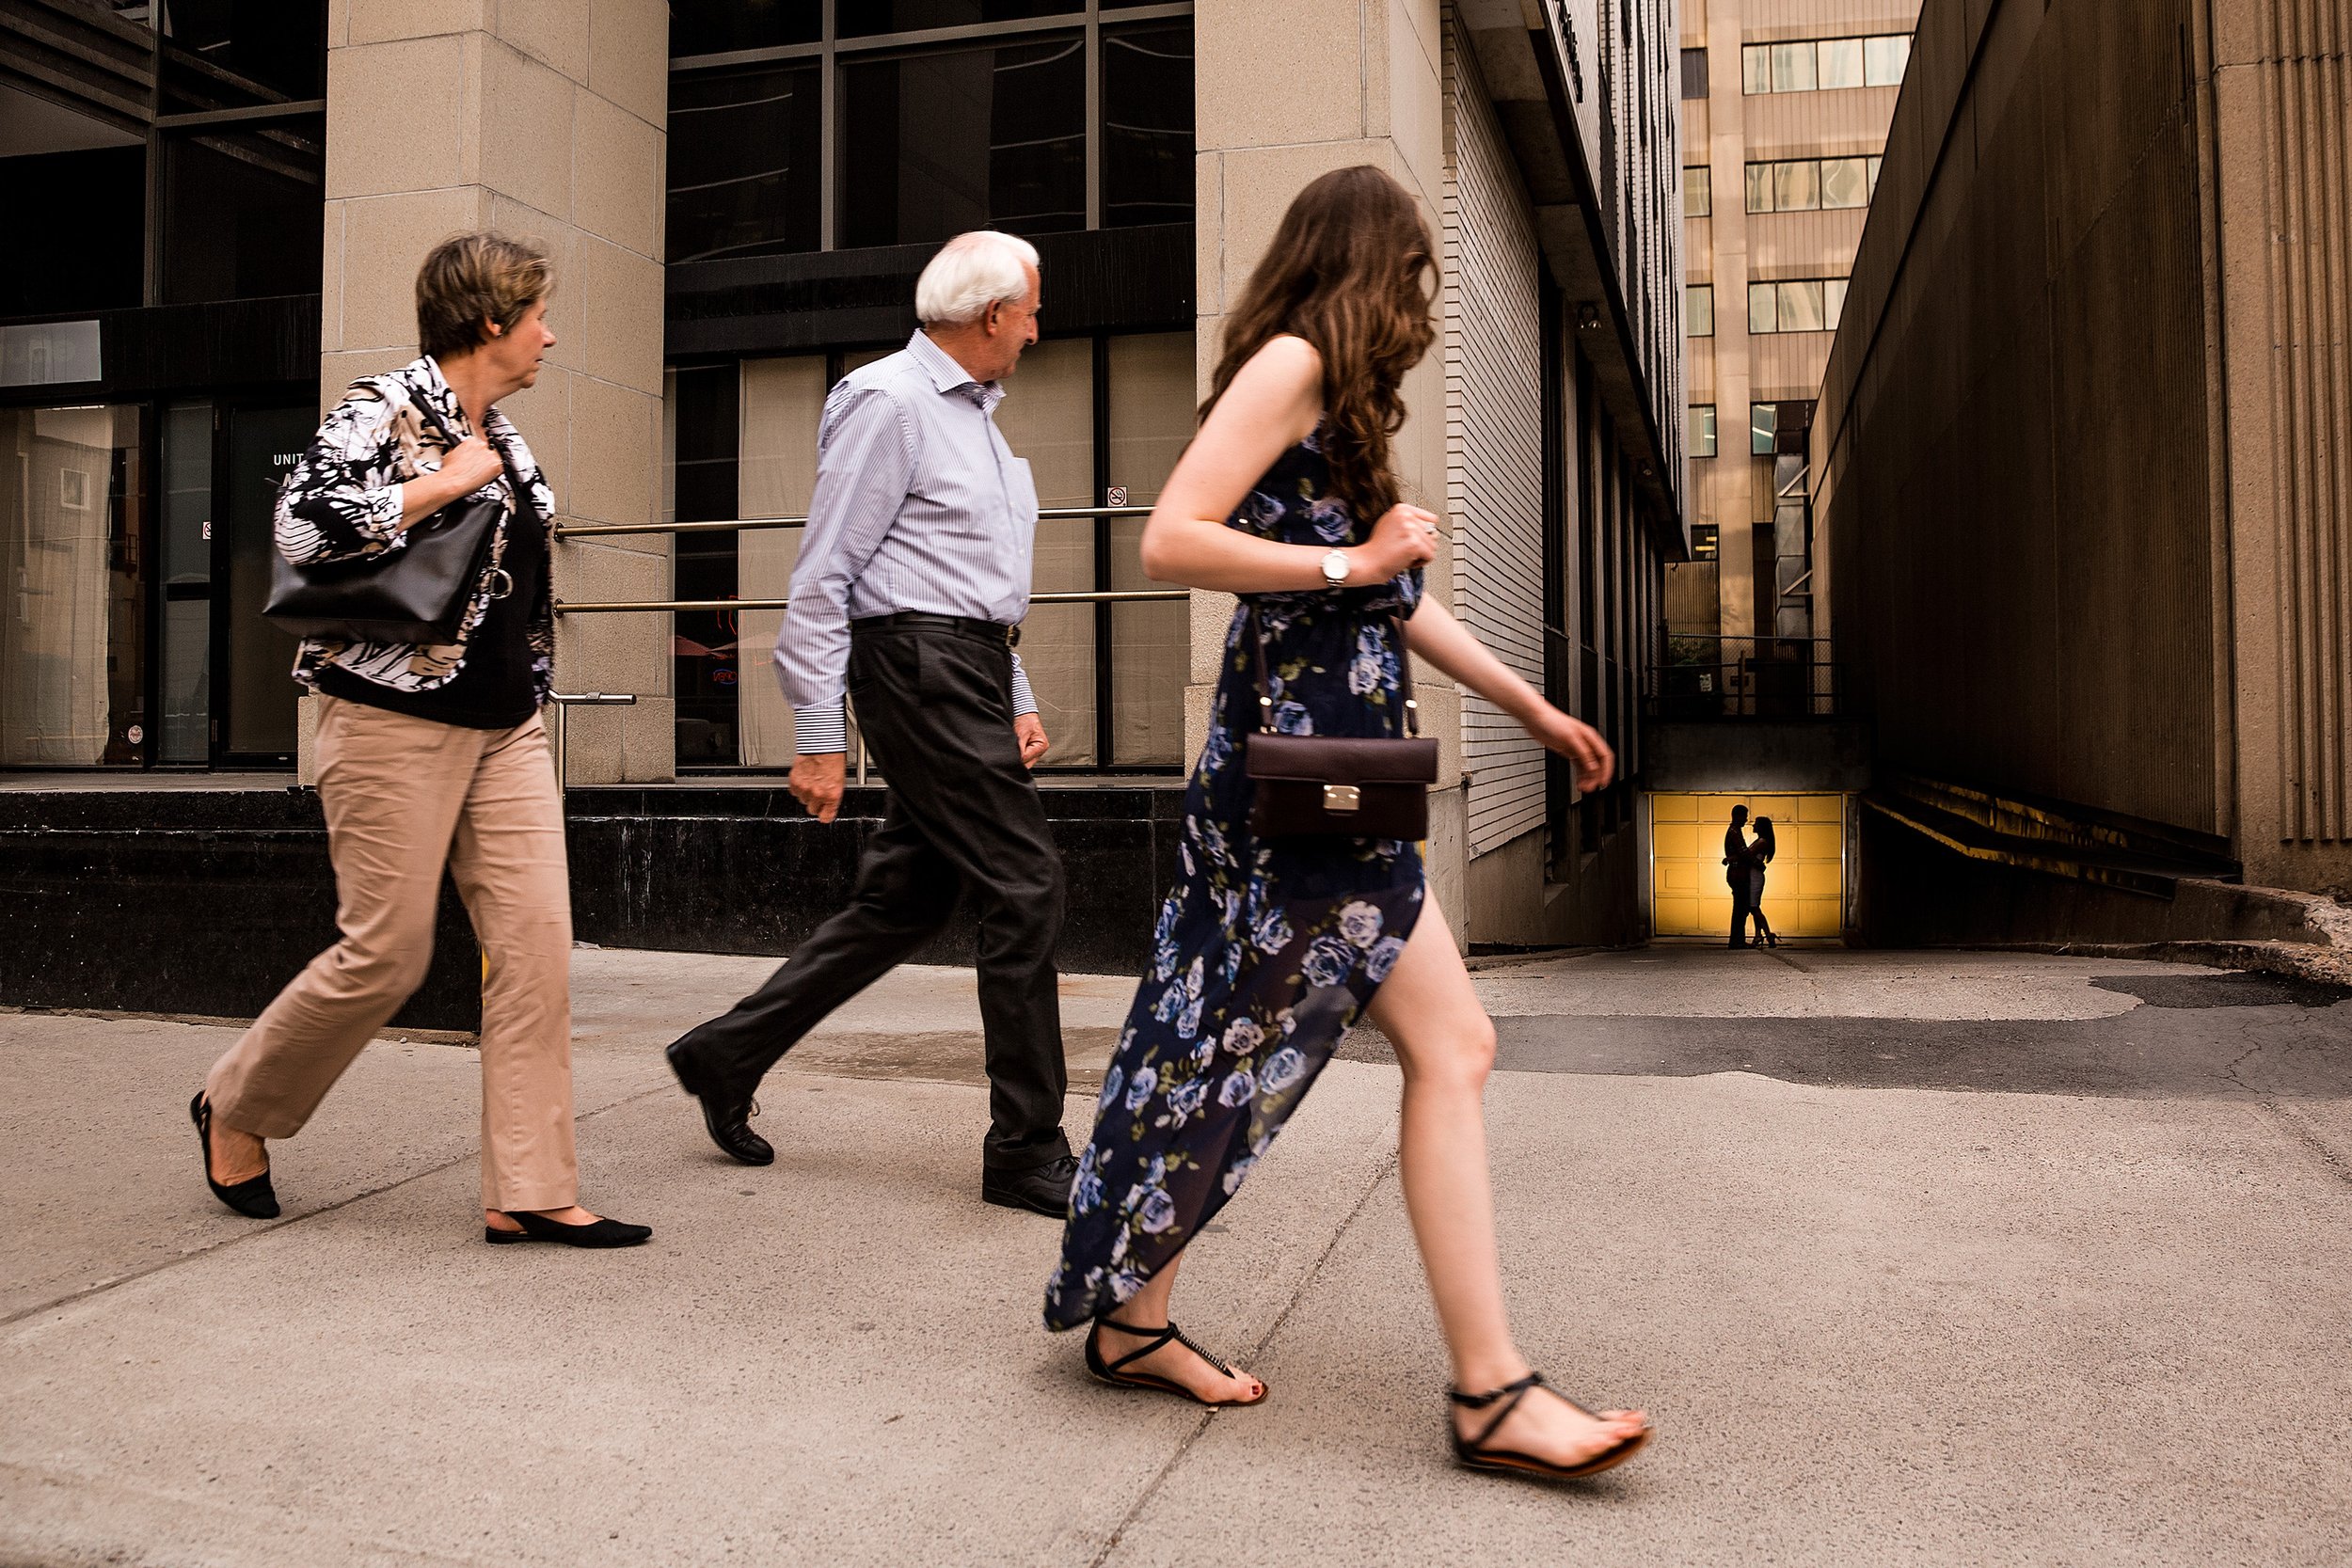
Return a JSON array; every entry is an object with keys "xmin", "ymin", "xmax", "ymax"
[
  {"xmin": 2, "ymin": 0, "xmax": 1685, "ymax": 975},
  {"xmin": 1670, "ymin": 0, "xmax": 1915, "ymax": 658}
]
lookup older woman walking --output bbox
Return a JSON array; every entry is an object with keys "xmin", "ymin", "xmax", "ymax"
[{"xmin": 191, "ymin": 231, "xmax": 648, "ymax": 1249}]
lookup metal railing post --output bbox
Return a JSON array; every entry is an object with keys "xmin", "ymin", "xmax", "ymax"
[{"xmin": 548, "ymin": 691, "xmax": 639, "ymax": 789}]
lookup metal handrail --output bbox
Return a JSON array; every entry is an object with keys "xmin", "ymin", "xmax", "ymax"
[
  {"xmin": 554, "ymin": 504, "xmax": 1152, "ymax": 540},
  {"xmin": 556, "ymin": 589, "xmax": 1188, "ymax": 615}
]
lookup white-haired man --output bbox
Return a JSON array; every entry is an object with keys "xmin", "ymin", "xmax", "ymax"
[{"xmin": 664, "ymin": 230, "xmax": 1077, "ymax": 1214}]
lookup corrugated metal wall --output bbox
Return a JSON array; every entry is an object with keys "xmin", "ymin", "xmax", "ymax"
[
  {"xmin": 1443, "ymin": 24, "xmax": 1550, "ymax": 857},
  {"xmin": 1815, "ymin": 0, "xmax": 2218, "ymax": 834}
]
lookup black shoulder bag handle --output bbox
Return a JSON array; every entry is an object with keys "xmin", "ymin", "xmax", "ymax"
[
  {"xmin": 1242, "ymin": 601, "xmax": 1439, "ymax": 840},
  {"xmin": 263, "ymin": 383, "xmax": 529, "ymax": 645}
]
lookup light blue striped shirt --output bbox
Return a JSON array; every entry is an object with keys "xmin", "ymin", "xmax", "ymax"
[{"xmin": 778, "ymin": 331, "xmax": 1041, "ymax": 754}]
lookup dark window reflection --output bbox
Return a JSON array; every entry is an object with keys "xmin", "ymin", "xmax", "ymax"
[
  {"xmin": 670, "ymin": 0, "xmax": 822, "ymax": 57},
  {"xmin": 669, "ymin": 366, "xmax": 742, "ymax": 767},
  {"xmin": 161, "ymin": 0, "xmax": 326, "ymax": 110},
  {"xmin": 839, "ymin": 35, "xmax": 1085, "ymax": 246},
  {"xmin": 0, "ymin": 148, "xmax": 144, "ymax": 315},
  {"xmin": 669, "ymin": 65, "xmax": 824, "ymax": 263},
  {"xmin": 1102, "ymin": 23, "xmax": 1192, "ymax": 228},
  {"xmin": 161, "ymin": 118, "xmax": 325, "ymax": 303},
  {"xmin": 836, "ymin": 0, "xmax": 1079, "ymax": 39}
]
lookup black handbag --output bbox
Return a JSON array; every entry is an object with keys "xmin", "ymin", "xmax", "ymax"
[
  {"xmin": 1244, "ymin": 602, "xmax": 1438, "ymax": 839},
  {"xmin": 262, "ymin": 388, "xmax": 525, "ymax": 644}
]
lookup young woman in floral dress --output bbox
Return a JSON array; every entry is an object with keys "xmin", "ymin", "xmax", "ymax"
[{"xmin": 1044, "ymin": 166, "xmax": 1652, "ymax": 1481}]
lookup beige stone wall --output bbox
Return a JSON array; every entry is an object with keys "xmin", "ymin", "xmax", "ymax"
[
  {"xmin": 313, "ymin": 0, "xmax": 673, "ymax": 784},
  {"xmin": 1189, "ymin": 0, "xmax": 1467, "ymax": 934}
]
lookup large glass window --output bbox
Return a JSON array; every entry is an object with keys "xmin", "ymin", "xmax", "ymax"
[
  {"xmin": 668, "ymin": 5, "xmax": 1196, "ymax": 256},
  {"xmin": 1745, "ymin": 155, "xmax": 1882, "ymax": 214},
  {"xmin": 158, "ymin": 0, "xmax": 327, "ymax": 111},
  {"xmin": 840, "ymin": 34, "xmax": 1088, "ymax": 246},
  {"xmin": 669, "ymin": 1, "xmax": 823, "ymax": 55},
  {"xmin": 0, "ymin": 149, "xmax": 145, "ymax": 316},
  {"xmin": 1682, "ymin": 166, "xmax": 1710, "ymax": 217},
  {"xmin": 1688, "ymin": 404, "xmax": 1718, "ymax": 459},
  {"xmin": 1, "ymin": 406, "xmax": 146, "ymax": 767},
  {"xmin": 1102, "ymin": 22, "xmax": 1195, "ymax": 229},
  {"xmin": 1679, "ymin": 48, "xmax": 1708, "ymax": 99},
  {"xmin": 161, "ymin": 118, "xmax": 326, "ymax": 304},
  {"xmin": 1747, "ymin": 277, "xmax": 1848, "ymax": 334},
  {"xmin": 1742, "ymin": 34, "xmax": 1912, "ymax": 96},
  {"xmin": 1686, "ymin": 284, "xmax": 1713, "ymax": 338},
  {"xmin": 840, "ymin": 0, "xmax": 1082, "ymax": 35},
  {"xmin": 667, "ymin": 65, "xmax": 824, "ymax": 263}
]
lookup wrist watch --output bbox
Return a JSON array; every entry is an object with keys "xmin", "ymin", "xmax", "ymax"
[{"xmin": 1320, "ymin": 547, "xmax": 1350, "ymax": 587}]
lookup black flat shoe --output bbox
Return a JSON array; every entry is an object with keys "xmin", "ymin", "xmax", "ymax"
[
  {"xmin": 190, "ymin": 1093, "xmax": 278, "ymax": 1219},
  {"xmin": 485, "ymin": 1211, "xmax": 652, "ymax": 1247},
  {"xmin": 665, "ymin": 1038, "xmax": 773, "ymax": 1165},
  {"xmin": 1086, "ymin": 1316, "xmax": 1267, "ymax": 1407},
  {"xmin": 982, "ymin": 1153, "xmax": 1076, "ymax": 1216},
  {"xmin": 1449, "ymin": 1371, "xmax": 1650, "ymax": 1481}
]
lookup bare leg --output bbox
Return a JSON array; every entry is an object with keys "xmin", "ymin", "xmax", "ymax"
[
  {"xmin": 206, "ymin": 1116, "xmax": 268, "ymax": 1185},
  {"xmin": 1367, "ymin": 893, "xmax": 1648, "ymax": 1464},
  {"xmin": 1090, "ymin": 1250, "xmax": 1263, "ymax": 1403}
]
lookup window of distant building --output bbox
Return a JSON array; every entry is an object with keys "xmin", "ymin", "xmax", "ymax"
[
  {"xmin": 1744, "ymin": 156, "xmax": 1882, "ymax": 214},
  {"xmin": 1680, "ymin": 48, "xmax": 1708, "ymax": 99},
  {"xmin": 1689, "ymin": 404, "xmax": 1718, "ymax": 458},
  {"xmin": 1686, "ymin": 284, "xmax": 1714, "ymax": 338},
  {"xmin": 1750, "ymin": 402, "xmax": 1778, "ymax": 455},
  {"xmin": 1741, "ymin": 33, "xmax": 1911, "ymax": 95},
  {"xmin": 1747, "ymin": 277, "xmax": 1851, "ymax": 334},
  {"xmin": 1683, "ymin": 166, "xmax": 1711, "ymax": 217},
  {"xmin": 667, "ymin": 3, "xmax": 1195, "ymax": 261}
]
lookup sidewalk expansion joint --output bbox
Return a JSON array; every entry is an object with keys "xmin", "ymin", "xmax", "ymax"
[
  {"xmin": 0, "ymin": 1083, "xmax": 676, "ymax": 1333},
  {"xmin": 1084, "ymin": 1138, "xmax": 1403, "ymax": 1568}
]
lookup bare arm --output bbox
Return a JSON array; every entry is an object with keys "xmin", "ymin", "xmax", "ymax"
[
  {"xmin": 1136, "ymin": 335, "xmax": 1435, "ymax": 592},
  {"xmin": 1404, "ymin": 595, "xmax": 1615, "ymax": 792}
]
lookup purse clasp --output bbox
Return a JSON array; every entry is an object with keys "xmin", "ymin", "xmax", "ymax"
[{"xmin": 1322, "ymin": 784, "xmax": 1362, "ymax": 813}]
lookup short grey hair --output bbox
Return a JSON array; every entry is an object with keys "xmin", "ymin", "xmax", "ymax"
[{"xmin": 914, "ymin": 230, "xmax": 1041, "ymax": 325}]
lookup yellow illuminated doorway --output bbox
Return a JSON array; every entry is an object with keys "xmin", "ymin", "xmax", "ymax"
[{"xmin": 1647, "ymin": 793, "xmax": 1846, "ymax": 941}]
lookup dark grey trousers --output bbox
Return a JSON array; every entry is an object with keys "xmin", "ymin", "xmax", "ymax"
[{"xmin": 675, "ymin": 623, "xmax": 1072, "ymax": 1170}]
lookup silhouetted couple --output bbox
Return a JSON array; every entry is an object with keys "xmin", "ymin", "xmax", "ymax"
[{"xmin": 1724, "ymin": 804, "xmax": 1779, "ymax": 949}]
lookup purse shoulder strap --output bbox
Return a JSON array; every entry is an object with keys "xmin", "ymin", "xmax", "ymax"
[
  {"xmin": 1248, "ymin": 600, "xmax": 1420, "ymax": 737},
  {"xmin": 401, "ymin": 378, "xmax": 535, "ymax": 523}
]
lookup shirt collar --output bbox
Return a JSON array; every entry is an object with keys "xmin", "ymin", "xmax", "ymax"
[{"xmin": 906, "ymin": 330, "xmax": 1005, "ymax": 415}]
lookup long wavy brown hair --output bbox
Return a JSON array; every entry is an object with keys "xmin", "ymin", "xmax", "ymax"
[{"xmin": 1203, "ymin": 165, "xmax": 1438, "ymax": 528}]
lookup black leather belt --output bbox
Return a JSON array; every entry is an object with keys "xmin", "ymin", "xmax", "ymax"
[{"xmin": 850, "ymin": 610, "xmax": 1021, "ymax": 648}]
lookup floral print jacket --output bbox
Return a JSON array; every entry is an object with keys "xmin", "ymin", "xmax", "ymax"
[{"xmin": 275, "ymin": 356, "xmax": 558, "ymax": 703}]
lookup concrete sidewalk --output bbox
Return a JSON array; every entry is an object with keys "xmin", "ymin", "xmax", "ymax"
[{"xmin": 5, "ymin": 947, "xmax": 2351, "ymax": 1565}]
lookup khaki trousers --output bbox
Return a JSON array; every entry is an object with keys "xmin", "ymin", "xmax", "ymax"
[{"xmin": 205, "ymin": 695, "xmax": 578, "ymax": 1212}]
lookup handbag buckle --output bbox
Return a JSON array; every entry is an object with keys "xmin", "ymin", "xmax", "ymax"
[{"xmin": 1322, "ymin": 784, "xmax": 1362, "ymax": 813}]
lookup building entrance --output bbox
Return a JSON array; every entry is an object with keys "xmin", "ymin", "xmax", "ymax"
[
  {"xmin": 0, "ymin": 398, "xmax": 309, "ymax": 770},
  {"xmin": 1647, "ymin": 791, "xmax": 1847, "ymax": 941}
]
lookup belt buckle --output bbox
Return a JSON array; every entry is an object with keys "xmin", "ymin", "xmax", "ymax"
[{"xmin": 1005, "ymin": 625, "xmax": 1021, "ymax": 649}]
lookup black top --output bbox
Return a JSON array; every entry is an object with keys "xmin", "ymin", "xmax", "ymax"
[{"xmin": 318, "ymin": 493, "xmax": 546, "ymax": 731}]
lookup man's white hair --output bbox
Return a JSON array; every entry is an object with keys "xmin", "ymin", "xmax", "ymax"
[{"xmin": 914, "ymin": 230, "xmax": 1041, "ymax": 325}]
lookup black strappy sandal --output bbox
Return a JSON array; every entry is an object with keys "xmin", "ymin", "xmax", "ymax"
[
  {"xmin": 1449, "ymin": 1371, "xmax": 1650, "ymax": 1481},
  {"xmin": 1086, "ymin": 1317, "xmax": 1267, "ymax": 1407}
]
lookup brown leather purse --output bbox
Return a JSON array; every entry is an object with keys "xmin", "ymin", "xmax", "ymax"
[{"xmin": 1244, "ymin": 604, "xmax": 1438, "ymax": 839}]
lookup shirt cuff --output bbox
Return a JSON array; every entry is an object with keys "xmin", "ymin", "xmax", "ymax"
[
  {"xmin": 792, "ymin": 703, "xmax": 849, "ymax": 756},
  {"xmin": 1009, "ymin": 659, "xmax": 1038, "ymax": 719}
]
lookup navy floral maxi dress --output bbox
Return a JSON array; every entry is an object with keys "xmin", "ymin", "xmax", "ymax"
[{"xmin": 1044, "ymin": 430, "xmax": 1426, "ymax": 1331}]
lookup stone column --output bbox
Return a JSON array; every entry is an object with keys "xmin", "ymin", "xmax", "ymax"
[
  {"xmin": 1190, "ymin": 0, "xmax": 1464, "ymax": 934},
  {"xmin": 310, "ymin": 0, "xmax": 674, "ymax": 784}
]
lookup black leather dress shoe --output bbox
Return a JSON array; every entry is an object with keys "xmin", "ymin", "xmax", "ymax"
[
  {"xmin": 190, "ymin": 1092, "xmax": 278, "ymax": 1219},
  {"xmin": 665, "ymin": 1039, "xmax": 774, "ymax": 1165},
  {"xmin": 983, "ymin": 1153, "xmax": 1078, "ymax": 1217}
]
